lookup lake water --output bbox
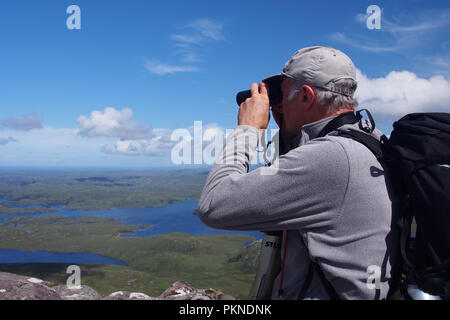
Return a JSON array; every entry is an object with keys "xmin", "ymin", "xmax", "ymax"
[
  {"xmin": 0, "ymin": 199, "xmax": 262, "ymax": 239},
  {"xmin": 0, "ymin": 249, "xmax": 127, "ymax": 265},
  {"xmin": 0, "ymin": 200, "xmax": 262, "ymax": 265}
]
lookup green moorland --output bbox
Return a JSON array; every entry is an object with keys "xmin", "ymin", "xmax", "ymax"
[
  {"xmin": 0, "ymin": 169, "xmax": 208, "ymax": 215},
  {"xmin": 0, "ymin": 215, "xmax": 260, "ymax": 298},
  {"xmin": 0, "ymin": 169, "xmax": 261, "ymax": 299}
]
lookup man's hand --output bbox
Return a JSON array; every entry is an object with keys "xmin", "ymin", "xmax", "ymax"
[{"xmin": 238, "ymin": 82, "xmax": 270, "ymax": 130}]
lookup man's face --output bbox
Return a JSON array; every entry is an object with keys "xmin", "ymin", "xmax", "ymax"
[
  {"xmin": 271, "ymin": 77, "xmax": 319, "ymax": 139},
  {"xmin": 272, "ymin": 77, "xmax": 303, "ymax": 138}
]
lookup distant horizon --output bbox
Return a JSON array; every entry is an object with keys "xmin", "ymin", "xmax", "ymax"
[{"xmin": 0, "ymin": 165, "xmax": 213, "ymax": 171}]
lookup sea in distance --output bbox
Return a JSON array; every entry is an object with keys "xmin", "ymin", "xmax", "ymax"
[{"xmin": 0, "ymin": 199, "xmax": 262, "ymax": 264}]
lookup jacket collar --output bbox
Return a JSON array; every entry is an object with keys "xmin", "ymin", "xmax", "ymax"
[
  {"xmin": 283, "ymin": 115, "xmax": 340, "ymax": 151},
  {"xmin": 300, "ymin": 115, "xmax": 341, "ymax": 145}
]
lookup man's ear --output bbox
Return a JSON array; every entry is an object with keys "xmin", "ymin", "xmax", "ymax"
[{"xmin": 300, "ymin": 85, "xmax": 316, "ymax": 110}]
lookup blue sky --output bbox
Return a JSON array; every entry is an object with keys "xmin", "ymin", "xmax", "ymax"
[{"xmin": 0, "ymin": 0, "xmax": 449, "ymax": 168}]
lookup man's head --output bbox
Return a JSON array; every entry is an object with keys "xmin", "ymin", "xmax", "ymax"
[{"xmin": 266, "ymin": 46, "xmax": 358, "ymax": 138}]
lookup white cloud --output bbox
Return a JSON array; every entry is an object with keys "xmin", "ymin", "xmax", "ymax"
[
  {"xmin": 0, "ymin": 137, "xmax": 17, "ymax": 145},
  {"xmin": 382, "ymin": 10, "xmax": 450, "ymax": 33},
  {"xmin": 0, "ymin": 111, "xmax": 228, "ymax": 165},
  {"xmin": 146, "ymin": 18, "xmax": 225, "ymax": 75},
  {"xmin": 144, "ymin": 60, "xmax": 199, "ymax": 75},
  {"xmin": 171, "ymin": 19, "xmax": 224, "ymax": 47},
  {"xmin": 77, "ymin": 107, "xmax": 152, "ymax": 140},
  {"xmin": 355, "ymin": 69, "xmax": 450, "ymax": 119},
  {"xmin": 102, "ymin": 136, "xmax": 174, "ymax": 156},
  {"xmin": 101, "ymin": 123, "xmax": 226, "ymax": 158},
  {"xmin": 0, "ymin": 125, "xmax": 150, "ymax": 167},
  {"xmin": 171, "ymin": 19, "xmax": 224, "ymax": 63},
  {"xmin": 334, "ymin": 8, "xmax": 450, "ymax": 52},
  {"xmin": 183, "ymin": 18, "xmax": 225, "ymax": 42},
  {"xmin": 1, "ymin": 113, "xmax": 43, "ymax": 131},
  {"xmin": 171, "ymin": 34, "xmax": 204, "ymax": 46},
  {"xmin": 101, "ymin": 127, "xmax": 175, "ymax": 156},
  {"xmin": 0, "ymin": 126, "xmax": 115, "ymax": 166},
  {"xmin": 331, "ymin": 32, "xmax": 399, "ymax": 53},
  {"xmin": 76, "ymin": 108, "xmax": 226, "ymax": 158}
]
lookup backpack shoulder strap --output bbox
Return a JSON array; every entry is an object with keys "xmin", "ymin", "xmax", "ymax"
[
  {"xmin": 318, "ymin": 112, "xmax": 359, "ymax": 137},
  {"xmin": 318, "ymin": 109, "xmax": 378, "ymax": 138},
  {"xmin": 297, "ymin": 261, "xmax": 314, "ymax": 299},
  {"xmin": 298, "ymin": 235, "xmax": 341, "ymax": 300},
  {"xmin": 336, "ymin": 130, "xmax": 385, "ymax": 160},
  {"xmin": 297, "ymin": 261, "xmax": 340, "ymax": 300}
]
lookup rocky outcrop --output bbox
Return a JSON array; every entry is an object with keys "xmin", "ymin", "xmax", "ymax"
[
  {"xmin": 157, "ymin": 281, "xmax": 234, "ymax": 300},
  {"xmin": 0, "ymin": 272, "xmax": 234, "ymax": 300},
  {"xmin": 0, "ymin": 272, "xmax": 60, "ymax": 300},
  {"xmin": 53, "ymin": 285, "xmax": 102, "ymax": 300},
  {"xmin": 102, "ymin": 291, "xmax": 155, "ymax": 300}
]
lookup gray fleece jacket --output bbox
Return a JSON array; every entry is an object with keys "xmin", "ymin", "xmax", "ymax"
[{"xmin": 198, "ymin": 115, "xmax": 399, "ymax": 300}]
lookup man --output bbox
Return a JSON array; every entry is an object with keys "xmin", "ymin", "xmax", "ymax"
[{"xmin": 198, "ymin": 46, "xmax": 398, "ymax": 299}]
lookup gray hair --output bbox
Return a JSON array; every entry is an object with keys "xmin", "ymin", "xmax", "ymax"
[{"xmin": 288, "ymin": 79, "xmax": 358, "ymax": 112}]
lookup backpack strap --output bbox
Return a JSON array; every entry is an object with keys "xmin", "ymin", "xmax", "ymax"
[
  {"xmin": 297, "ymin": 261, "xmax": 314, "ymax": 299},
  {"xmin": 297, "ymin": 237, "xmax": 341, "ymax": 300},
  {"xmin": 318, "ymin": 109, "xmax": 377, "ymax": 138},
  {"xmin": 313, "ymin": 262, "xmax": 340, "ymax": 299},
  {"xmin": 297, "ymin": 261, "xmax": 340, "ymax": 300},
  {"xmin": 336, "ymin": 130, "xmax": 384, "ymax": 160},
  {"xmin": 318, "ymin": 112, "xmax": 359, "ymax": 137}
]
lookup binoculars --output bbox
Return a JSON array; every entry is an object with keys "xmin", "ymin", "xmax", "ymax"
[{"xmin": 235, "ymin": 76, "xmax": 283, "ymax": 107}]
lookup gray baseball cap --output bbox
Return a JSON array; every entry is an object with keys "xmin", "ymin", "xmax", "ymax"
[{"xmin": 264, "ymin": 46, "xmax": 357, "ymax": 97}]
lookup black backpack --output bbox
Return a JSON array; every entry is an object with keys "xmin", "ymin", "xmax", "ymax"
[
  {"xmin": 379, "ymin": 112, "xmax": 450, "ymax": 299},
  {"xmin": 319, "ymin": 110, "xmax": 450, "ymax": 300}
]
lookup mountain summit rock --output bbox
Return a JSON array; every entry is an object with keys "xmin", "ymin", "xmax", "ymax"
[{"xmin": 0, "ymin": 272, "xmax": 235, "ymax": 300}]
